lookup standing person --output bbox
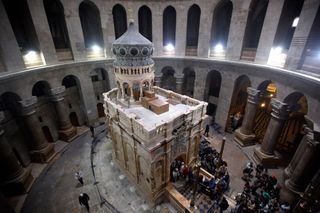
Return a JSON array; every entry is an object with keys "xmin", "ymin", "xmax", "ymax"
[
  {"xmin": 75, "ymin": 171, "xmax": 84, "ymax": 186},
  {"xmin": 219, "ymin": 196, "xmax": 229, "ymax": 212},
  {"xmin": 204, "ymin": 124, "xmax": 210, "ymax": 137},
  {"xmin": 79, "ymin": 193, "xmax": 90, "ymax": 212}
]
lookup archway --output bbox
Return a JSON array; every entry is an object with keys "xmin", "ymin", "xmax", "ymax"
[
  {"xmin": 241, "ymin": 0, "xmax": 269, "ymax": 61},
  {"xmin": 112, "ymin": 4, "xmax": 127, "ymax": 39},
  {"xmin": 204, "ymin": 70, "xmax": 222, "ymax": 120},
  {"xmin": 226, "ymin": 75, "xmax": 251, "ymax": 132},
  {"xmin": 182, "ymin": 68, "xmax": 195, "ymax": 97},
  {"xmin": 170, "ymin": 153, "xmax": 187, "ymax": 182},
  {"xmin": 186, "ymin": 4, "xmax": 201, "ymax": 56},
  {"xmin": 79, "ymin": 0, "xmax": 103, "ymax": 49},
  {"xmin": 253, "ymin": 80, "xmax": 277, "ymax": 143},
  {"xmin": 138, "ymin": 5, "xmax": 152, "ymax": 41},
  {"xmin": 161, "ymin": 67, "xmax": 176, "ymax": 91},
  {"xmin": 163, "ymin": 6, "xmax": 176, "ymax": 47},
  {"xmin": 210, "ymin": 0, "xmax": 232, "ymax": 57},
  {"xmin": 69, "ymin": 112, "xmax": 80, "ymax": 126},
  {"xmin": 90, "ymin": 68, "xmax": 110, "ymax": 101},
  {"xmin": 42, "ymin": 126, "xmax": 54, "ymax": 142}
]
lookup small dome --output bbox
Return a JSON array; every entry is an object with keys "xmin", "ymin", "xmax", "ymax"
[{"xmin": 112, "ymin": 20, "xmax": 154, "ymax": 67}]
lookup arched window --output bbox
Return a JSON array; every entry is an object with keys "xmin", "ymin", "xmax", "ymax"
[
  {"xmin": 112, "ymin": 4, "xmax": 127, "ymax": 39},
  {"xmin": 138, "ymin": 6, "xmax": 152, "ymax": 41},
  {"xmin": 186, "ymin": 4, "xmax": 201, "ymax": 56},
  {"xmin": 163, "ymin": 6, "xmax": 176, "ymax": 46},
  {"xmin": 44, "ymin": 0, "xmax": 70, "ymax": 49},
  {"xmin": 79, "ymin": 1, "xmax": 103, "ymax": 48}
]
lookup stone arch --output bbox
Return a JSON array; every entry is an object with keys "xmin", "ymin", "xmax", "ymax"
[
  {"xmin": 182, "ymin": 67, "xmax": 195, "ymax": 97},
  {"xmin": 138, "ymin": 5, "xmax": 152, "ymax": 41},
  {"xmin": 186, "ymin": 4, "xmax": 201, "ymax": 56},
  {"xmin": 62, "ymin": 75, "xmax": 78, "ymax": 88},
  {"xmin": 226, "ymin": 75, "xmax": 251, "ymax": 131},
  {"xmin": 161, "ymin": 66, "xmax": 176, "ymax": 91},
  {"xmin": 32, "ymin": 81, "xmax": 51, "ymax": 97},
  {"xmin": 204, "ymin": 70, "xmax": 222, "ymax": 119},
  {"xmin": 210, "ymin": 0, "xmax": 233, "ymax": 49},
  {"xmin": 112, "ymin": 4, "xmax": 127, "ymax": 39},
  {"xmin": 163, "ymin": 6, "xmax": 176, "ymax": 46},
  {"xmin": 43, "ymin": 0, "xmax": 71, "ymax": 52},
  {"xmin": 276, "ymin": 92, "xmax": 308, "ymax": 158},
  {"xmin": 79, "ymin": 0, "xmax": 104, "ymax": 48},
  {"xmin": 122, "ymin": 82, "xmax": 130, "ymax": 98}
]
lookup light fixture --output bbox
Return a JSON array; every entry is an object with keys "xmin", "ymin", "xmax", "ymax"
[
  {"xmin": 270, "ymin": 94, "xmax": 274, "ymax": 97},
  {"xmin": 164, "ymin": 43, "xmax": 174, "ymax": 51},
  {"xmin": 25, "ymin": 50, "xmax": 37, "ymax": 61},
  {"xmin": 92, "ymin": 44, "xmax": 101, "ymax": 52},
  {"xmin": 214, "ymin": 43, "xmax": 224, "ymax": 53},
  {"xmin": 260, "ymin": 103, "xmax": 266, "ymax": 108},
  {"xmin": 292, "ymin": 17, "xmax": 299, "ymax": 27}
]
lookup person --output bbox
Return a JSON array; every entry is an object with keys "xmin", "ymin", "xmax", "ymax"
[
  {"xmin": 219, "ymin": 196, "xmax": 229, "ymax": 212},
  {"xmin": 79, "ymin": 193, "xmax": 90, "ymax": 212},
  {"xmin": 75, "ymin": 171, "xmax": 84, "ymax": 186},
  {"xmin": 279, "ymin": 202, "xmax": 290, "ymax": 213},
  {"xmin": 204, "ymin": 124, "xmax": 210, "ymax": 137},
  {"xmin": 172, "ymin": 168, "xmax": 179, "ymax": 182}
]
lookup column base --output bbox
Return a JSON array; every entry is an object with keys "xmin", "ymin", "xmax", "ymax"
[
  {"xmin": 253, "ymin": 147, "xmax": 281, "ymax": 168},
  {"xmin": 0, "ymin": 168, "xmax": 34, "ymax": 196},
  {"xmin": 279, "ymin": 182, "xmax": 301, "ymax": 204},
  {"xmin": 283, "ymin": 167, "xmax": 293, "ymax": 180},
  {"xmin": 29, "ymin": 143, "xmax": 55, "ymax": 163},
  {"xmin": 59, "ymin": 126, "xmax": 77, "ymax": 142},
  {"xmin": 234, "ymin": 129, "xmax": 256, "ymax": 147},
  {"xmin": 285, "ymin": 179, "xmax": 305, "ymax": 194}
]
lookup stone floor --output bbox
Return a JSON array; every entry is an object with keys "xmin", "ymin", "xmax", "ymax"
[{"xmin": 18, "ymin": 123, "xmax": 285, "ymax": 213}]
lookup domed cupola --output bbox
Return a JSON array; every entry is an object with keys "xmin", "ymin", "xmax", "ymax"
[{"xmin": 112, "ymin": 20, "xmax": 155, "ymax": 105}]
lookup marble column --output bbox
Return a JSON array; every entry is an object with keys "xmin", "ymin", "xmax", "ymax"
[
  {"xmin": 285, "ymin": 0, "xmax": 320, "ymax": 70},
  {"xmin": 253, "ymin": 98, "xmax": 289, "ymax": 167},
  {"xmin": 255, "ymin": 0, "xmax": 285, "ymax": 64},
  {"xmin": 0, "ymin": 0, "xmax": 25, "ymax": 72},
  {"xmin": 0, "ymin": 112, "xmax": 34, "ymax": 195},
  {"xmin": 284, "ymin": 124, "xmax": 309, "ymax": 179},
  {"xmin": 27, "ymin": 0, "xmax": 58, "ymax": 65},
  {"xmin": 197, "ymin": 6, "xmax": 211, "ymax": 58},
  {"xmin": 234, "ymin": 87, "xmax": 261, "ymax": 146},
  {"xmin": 285, "ymin": 126, "xmax": 320, "ymax": 193},
  {"xmin": 226, "ymin": 0, "xmax": 251, "ymax": 60},
  {"xmin": 50, "ymin": 87, "xmax": 77, "ymax": 141},
  {"xmin": 19, "ymin": 97, "xmax": 55, "ymax": 163},
  {"xmin": 175, "ymin": 76, "xmax": 184, "ymax": 94}
]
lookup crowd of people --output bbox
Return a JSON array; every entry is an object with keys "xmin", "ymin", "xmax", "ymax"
[{"xmin": 231, "ymin": 162, "xmax": 290, "ymax": 213}]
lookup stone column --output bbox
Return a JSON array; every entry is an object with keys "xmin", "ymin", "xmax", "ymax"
[
  {"xmin": 253, "ymin": 98, "xmax": 289, "ymax": 167},
  {"xmin": 285, "ymin": 0, "xmax": 320, "ymax": 70},
  {"xmin": 284, "ymin": 124, "xmax": 309, "ymax": 179},
  {"xmin": 226, "ymin": 0, "xmax": 251, "ymax": 60},
  {"xmin": 62, "ymin": 0, "xmax": 86, "ymax": 61},
  {"xmin": 0, "ymin": 112, "xmax": 34, "ymax": 195},
  {"xmin": 27, "ymin": 0, "xmax": 58, "ymax": 65},
  {"xmin": 152, "ymin": 6, "xmax": 163, "ymax": 56},
  {"xmin": 97, "ymin": 2, "xmax": 110, "ymax": 58},
  {"xmin": 50, "ymin": 87, "xmax": 77, "ymax": 141},
  {"xmin": 175, "ymin": 76, "xmax": 184, "ymax": 94},
  {"xmin": 285, "ymin": 126, "xmax": 320, "ymax": 193},
  {"xmin": 197, "ymin": 6, "xmax": 211, "ymax": 58},
  {"xmin": 234, "ymin": 87, "xmax": 261, "ymax": 146},
  {"xmin": 0, "ymin": 0, "xmax": 25, "ymax": 72},
  {"xmin": 19, "ymin": 97, "xmax": 55, "ymax": 163},
  {"xmin": 175, "ymin": 7, "xmax": 188, "ymax": 56},
  {"xmin": 255, "ymin": 0, "xmax": 285, "ymax": 64}
]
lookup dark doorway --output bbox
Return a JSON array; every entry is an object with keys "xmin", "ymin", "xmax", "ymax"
[
  {"xmin": 112, "ymin": 4, "xmax": 127, "ymax": 39},
  {"xmin": 97, "ymin": 103, "xmax": 105, "ymax": 117},
  {"xmin": 69, "ymin": 112, "xmax": 80, "ymax": 126},
  {"xmin": 42, "ymin": 126, "xmax": 54, "ymax": 142}
]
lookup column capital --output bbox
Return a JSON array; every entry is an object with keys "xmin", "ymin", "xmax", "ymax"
[
  {"xmin": 18, "ymin": 96, "xmax": 37, "ymax": 116},
  {"xmin": 270, "ymin": 98, "xmax": 289, "ymax": 120},
  {"xmin": 49, "ymin": 86, "xmax": 66, "ymax": 102},
  {"xmin": 247, "ymin": 87, "xmax": 261, "ymax": 104}
]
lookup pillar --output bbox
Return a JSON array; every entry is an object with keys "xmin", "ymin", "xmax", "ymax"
[
  {"xmin": 226, "ymin": 0, "xmax": 251, "ymax": 60},
  {"xmin": 253, "ymin": 98, "xmax": 289, "ymax": 167},
  {"xmin": 62, "ymin": 0, "xmax": 86, "ymax": 61},
  {"xmin": 152, "ymin": 6, "xmax": 163, "ymax": 56},
  {"xmin": 50, "ymin": 87, "xmax": 77, "ymax": 141},
  {"xmin": 97, "ymin": 2, "xmax": 110, "ymax": 58},
  {"xmin": 175, "ymin": 76, "xmax": 184, "ymax": 94},
  {"xmin": 255, "ymin": 0, "xmax": 285, "ymax": 64},
  {"xmin": 27, "ymin": 0, "xmax": 58, "ymax": 65},
  {"xmin": 285, "ymin": 127, "xmax": 320, "ymax": 193},
  {"xmin": 234, "ymin": 87, "xmax": 261, "ymax": 146},
  {"xmin": 285, "ymin": 0, "xmax": 320, "ymax": 70},
  {"xmin": 284, "ymin": 124, "xmax": 309, "ymax": 179},
  {"xmin": 0, "ymin": 112, "xmax": 34, "ymax": 196},
  {"xmin": 197, "ymin": 6, "xmax": 211, "ymax": 58},
  {"xmin": 0, "ymin": 0, "xmax": 25, "ymax": 72},
  {"xmin": 19, "ymin": 96, "xmax": 55, "ymax": 163},
  {"xmin": 175, "ymin": 7, "xmax": 187, "ymax": 56}
]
